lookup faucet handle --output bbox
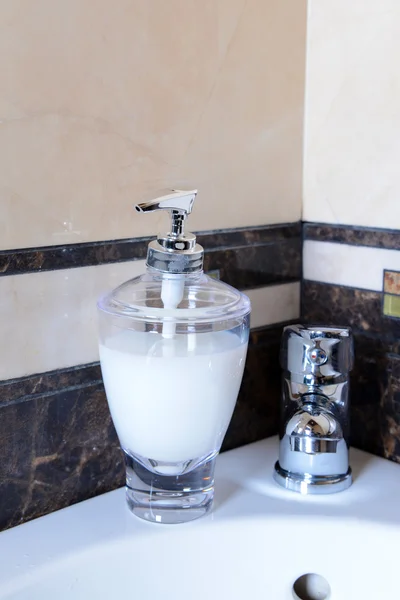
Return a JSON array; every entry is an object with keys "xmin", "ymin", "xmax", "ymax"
[{"xmin": 281, "ymin": 324, "xmax": 354, "ymax": 381}]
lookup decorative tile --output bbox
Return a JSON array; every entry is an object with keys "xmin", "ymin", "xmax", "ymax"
[
  {"xmin": 383, "ymin": 295, "xmax": 400, "ymax": 319},
  {"xmin": 383, "ymin": 271, "xmax": 400, "ymax": 319},
  {"xmin": 384, "ymin": 270, "xmax": 400, "ymax": 295}
]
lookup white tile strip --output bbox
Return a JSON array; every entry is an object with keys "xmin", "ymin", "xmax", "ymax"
[
  {"xmin": 246, "ymin": 282, "xmax": 300, "ymax": 330},
  {"xmin": 303, "ymin": 240, "xmax": 400, "ymax": 292},
  {"xmin": 0, "ymin": 261, "xmax": 146, "ymax": 381},
  {"xmin": 0, "ymin": 264, "xmax": 300, "ymax": 381}
]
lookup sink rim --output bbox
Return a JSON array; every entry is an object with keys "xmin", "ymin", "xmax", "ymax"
[{"xmin": 0, "ymin": 436, "xmax": 399, "ymax": 598}]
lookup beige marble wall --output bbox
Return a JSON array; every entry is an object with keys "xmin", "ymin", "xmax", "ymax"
[
  {"xmin": 0, "ymin": 0, "xmax": 306, "ymax": 250},
  {"xmin": 304, "ymin": 0, "xmax": 400, "ymax": 229}
]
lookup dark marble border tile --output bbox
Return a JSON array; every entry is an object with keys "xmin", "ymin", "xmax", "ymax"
[
  {"xmin": 303, "ymin": 222, "xmax": 400, "ymax": 250},
  {"xmin": 302, "ymin": 279, "xmax": 400, "ymax": 463},
  {"xmin": 348, "ymin": 343, "xmax": 400, "ymax": 463},
  {"xmin": 302, "ymin": 280, "xmax": 400, "ymax": 342},
  {"xmin": 0, "ymin": 363, "xmax": 102, "ymax": 407},
  {"xmin": 0, "ymin": 222, "xmax": 301, "ymax": 277},
  {"xmin": 0, "ymin": 382, "xmax": 124, "ymax": 532},
  {"xmin": 381, "ymin": 353, "xmax": 400, "ymax": 463},
  {"xmin": 222, "ymin": 323, "xmax": 285, "ymax": 452},
  {"xmin": 0, "ymin": 238, "xmax": 149, "ymax": 277},
  {"xmin": 349, "ymin": 335, "xmax": 392, "ymax": 457},
  {"xmin": 388, "ymin": 352, "xmax": 400, "ymax": 381},
  {"xmin": 199, "ymin": 222, "xmax": 301, "ymax": 251},
  {"xmin": 204, "ymin": 237, "xmax": 301, "ymax": 290},
  {"xmin": 0, "ymin": 322, "xmax": 288, "ymax": 532}
]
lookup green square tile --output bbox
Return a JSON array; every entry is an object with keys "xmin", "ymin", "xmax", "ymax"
[{"xmin": 383, "ymin": 293, "xmax": 400, "ymax": 318}]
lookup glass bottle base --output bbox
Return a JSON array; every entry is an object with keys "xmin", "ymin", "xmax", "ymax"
[{"xmin": 124, "ymin": 451, "xmax": 216, "ymax": 524}]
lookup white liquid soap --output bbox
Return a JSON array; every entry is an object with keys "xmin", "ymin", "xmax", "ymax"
[{"xmin": 99, "ymin": 330, "xmax": 247, "ymax": 464}]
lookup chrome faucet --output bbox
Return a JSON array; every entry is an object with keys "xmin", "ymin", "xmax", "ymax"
[{"xmin": 274, "ymin": 325, "xmax": 354, "ymax": 494}]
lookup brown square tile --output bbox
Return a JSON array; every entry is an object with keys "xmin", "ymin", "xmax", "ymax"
[{"xmin": 384, "ymin": 270, "xmax": 400, "ymax": 296}]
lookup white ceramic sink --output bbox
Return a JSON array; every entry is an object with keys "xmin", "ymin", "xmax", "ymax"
[{"xmin": 0, "ymin": 437, "xmax": 399, "ymax": 600}]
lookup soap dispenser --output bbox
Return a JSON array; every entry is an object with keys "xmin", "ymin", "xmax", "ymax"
[{"xmin": 97, "ymin": 190, "xmax": 251, "ymax": 524}]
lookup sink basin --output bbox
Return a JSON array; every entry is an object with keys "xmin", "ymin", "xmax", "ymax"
[{"xmin": 0, "ymin": 437, "xmax": 399, "ymax": 599}]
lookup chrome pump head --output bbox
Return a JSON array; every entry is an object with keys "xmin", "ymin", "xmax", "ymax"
[{"xmin": 135, "ymin": 189, "xmax": 203, "ymax": 274}]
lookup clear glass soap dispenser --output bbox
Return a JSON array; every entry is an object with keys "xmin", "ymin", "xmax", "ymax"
[{"xmin": 97, "ymin": 190, "xmax": 251, "ymax": 524}]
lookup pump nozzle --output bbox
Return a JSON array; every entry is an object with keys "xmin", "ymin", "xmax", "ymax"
[
  {"xmin": 136, "ymin": 190, "xmax": 197, "ymax": 238},
  {"xmin": 135, "ymin": 189, "xmax": 201, "ymax": 340},
  {"xmin": 135, "ymin": 189, "xmax": 203, "ymax": 274},
  {"xmin": 135, "ymin": 189, "xmax": 197, "ymax": 216}
]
